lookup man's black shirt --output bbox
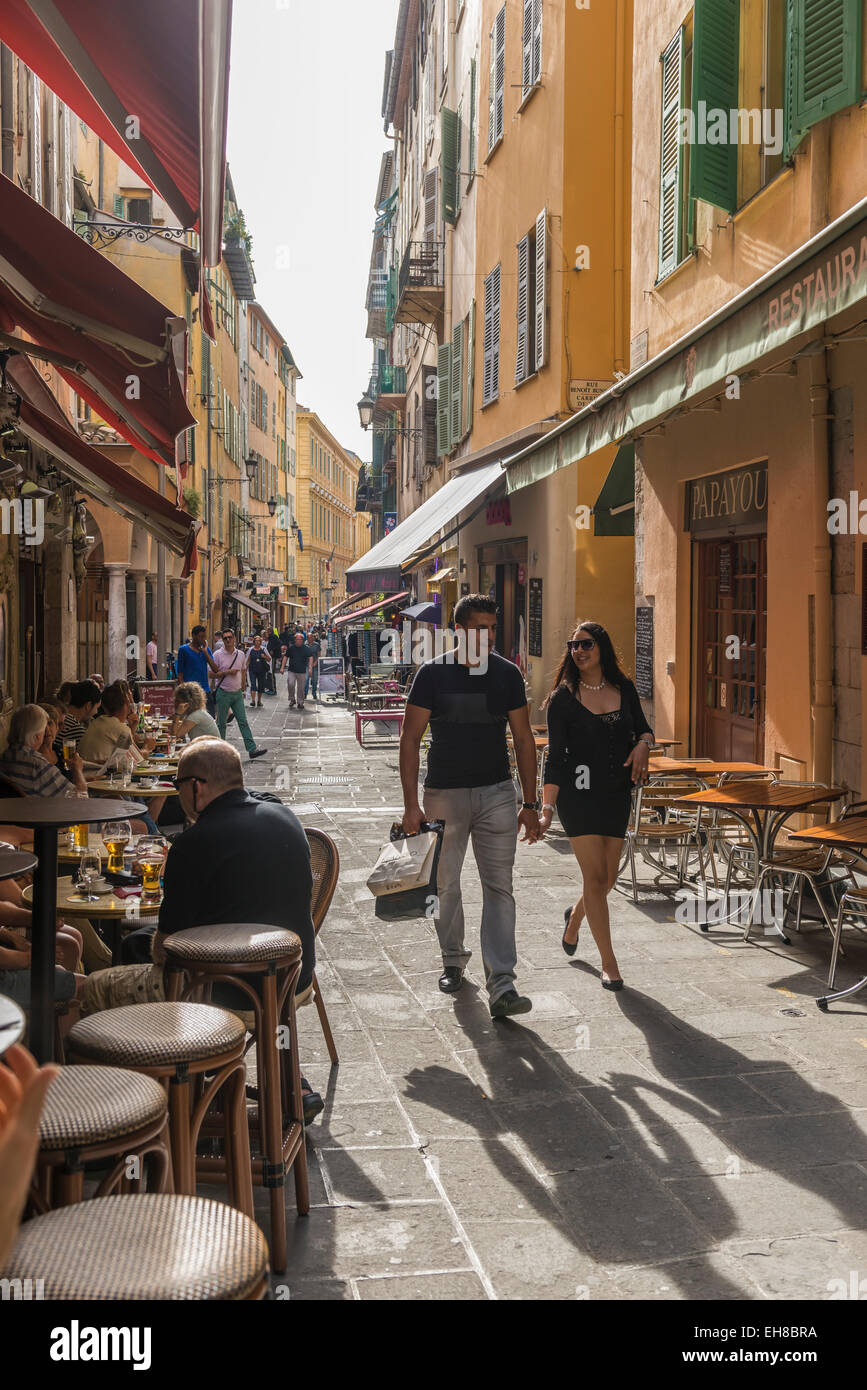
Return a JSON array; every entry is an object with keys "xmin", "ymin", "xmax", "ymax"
[
  {"xmin": 158, "ymin": 787, "xmax": 315, "ymax": 991},
  {"xmin": 284, "ymin": 643, "xmax": 314, "ymax": 674},
  {"xmin": 407, "ymin": 651, "xmax": 527, "ymax": 789}
]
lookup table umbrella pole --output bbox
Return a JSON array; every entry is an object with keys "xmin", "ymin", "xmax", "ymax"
[{"xmin": 30, "ymin": 825, "xmax": 58, "ymax": 1064}]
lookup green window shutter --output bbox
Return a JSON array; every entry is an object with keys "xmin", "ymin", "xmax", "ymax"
[
  {"xmin": 113, "ymin": 194, "xmax": 125, "ymax": 218},
  {"xmin": 690, "ymin": 0, "xmax": 740, "ymax": 213},
  {"xmin": 468, "ymin": 59, "xmax": 477, "ymax": 174},
  {"xmin": 441, "ymin": 108, "xmax": 459, "ymax": 225},
  {"xmin": 515, "ymin": 233, "xmax": 531, "ymax": 383},
  {"xmin": 450, "ymin": 320, "xmax": 465, "ymax": 444},
  {"xmin": 465, "ymin": 300, "xmax": 475, "ymax": 435},
  {"xmin": 786, "ymin": 0, "xmax": 862, "ymax": 158},
  {"xmin": 658, "ymin": 28, "xmax": 685, "ymax": 280},
  {"xmin": 437, "ymin": 342, "xmax": 452, "ymax": 454}
]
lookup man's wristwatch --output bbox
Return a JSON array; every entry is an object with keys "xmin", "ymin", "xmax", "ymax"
[{"xmin": 522, "ymin": 800, "xmax": 541, "ymax": 811}]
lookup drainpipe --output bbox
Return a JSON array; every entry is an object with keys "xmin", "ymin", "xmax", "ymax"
[
  {"xmin": 612, "ymin": 0, "xmax": 627, "ymax": 374},
  {"xmin": 809, "ymin": 350, "xmax": 834, "ymax": 785}
]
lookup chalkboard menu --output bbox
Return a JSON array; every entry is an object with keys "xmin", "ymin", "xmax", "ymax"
[
  {"xmin": 719, "ymin": 544, "xmax": 732, "ymax": 595},
  {"xmin": 635, "ymin": 606, "xmax": 653, "ymax": 699},
  {"xmin": 528, "ymin": 578, "xmax": 543, "ymax": 657}
]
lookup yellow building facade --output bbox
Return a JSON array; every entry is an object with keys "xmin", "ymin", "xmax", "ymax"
[{"xmin": 296, "ymin": 412, "xmax": 362, "ymax": 622}]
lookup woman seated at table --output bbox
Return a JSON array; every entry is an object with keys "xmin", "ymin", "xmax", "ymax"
[
  {"xmin": 170, "ymin": 682, "xmax": 220, "ymax": 743},
  {"xmin": 0, "ymin": 705, "xmax": 89, "ymax": 799},
  {"xmin": 77, "ymin": 684, "xmax": 153, "ymax": 768}
]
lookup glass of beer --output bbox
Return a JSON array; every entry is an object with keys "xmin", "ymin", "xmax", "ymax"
[
  {"xmin": 72, "ymin": 822, "xmax": 89, "ymax": 851},
  {"xmin": 62, "ymin": 736, "xmax": 76, "ymax": 763},
  {"xmin": 102, "ymin": 820, "xmax": 131, "ymax": 874},
  {"xmin": 136, "ymin": 836, "xmax": 168, "ymax": 907}
]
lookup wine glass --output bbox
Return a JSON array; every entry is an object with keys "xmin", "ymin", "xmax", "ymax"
[
  {"xmin": 102, "ymin": 820, "xmax": 132, "ymax": 874},
  {"xmin": 78, "ymin": 850, "xmax": 102, "ymax": 901}
]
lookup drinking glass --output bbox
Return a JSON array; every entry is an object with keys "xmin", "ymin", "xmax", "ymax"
[
  {"xmin": 137, "ymin": 838, "xmax": 167, "ymax": 908},
  {"xmin": 102, "ymin": 820, "xmax": 132, "ymax": 874},
  {"xmin": 78, "ymin": 850, "xmax": 102, "ymax": 902},
  {"xmin": 62, "ymin": 737, "xmax": 76, "ymax": 763},
  {"xmin": 72, "ymin": 822, "xmax": 89, "ymax": 852}
]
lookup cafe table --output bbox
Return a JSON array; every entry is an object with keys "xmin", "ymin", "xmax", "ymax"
[
  {"xmin": 649, "ymin": 757, "xmax": 776, "ymax": 780},
  {"xmin": 0, "ymin": 995, "xmax": 25, "ymax": 1055},
  {"xmin": 22, "ymin": 876, "xmax": 161, "ymax": 967},
  {"xmin": 87, "ymin": 778, "xmax": 177, "ymax": 799},
  {"xmin": 788, "ymin": 816, "xmax": 867, "ymax": 1011},
  {"xmin": 0, "ymin": 796, "xmax": 144, "ymax": 1064}
]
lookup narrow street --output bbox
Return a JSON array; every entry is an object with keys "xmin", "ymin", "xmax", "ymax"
[{"xmin": 233, "ymin": 695, "xmax": 867, "ymax": 1301}]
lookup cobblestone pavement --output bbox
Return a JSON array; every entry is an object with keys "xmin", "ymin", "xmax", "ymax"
[{"xmin": 229, "ymin": 689, "xmax": 867, "ymax": 1301}]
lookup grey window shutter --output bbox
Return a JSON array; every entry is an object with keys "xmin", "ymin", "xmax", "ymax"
[
  {"xmin": 450, "ymin": 320, "xmax": 465, "ymax": 444},
  {"xmin": 515, "ymin": 233, "xmax": 531, "ymax": 383},
  {"xmin": 658, "ymin": 28, "xmax": 684, "ymax": 280},
  {"xmin": 468, "ymin": 59, "xmax": 477, "ymax": 174},
  {"xmin": 437, "ymin": 342, "xmax": 452, "ymax": 454},
  {"xmin": 483, "ymin": 266, "xmax": 501, "ymax": 405},
  {"xmin": 423, "ymin": 365, "xmax": 438, "ymax": 466},
  {"xmin": 532, "ymin": 0, "xmax": 543, "ymax": 85},
  {"xmin": 489, "ymin": 5, "xmax": 505, "ymax": 152},
  {"xmin": 465, "ymin": 300, "xmax": 475, "ymax": 435},
  {"xmin": 522, "ymin": 0, "xmax": 534, "ymax": 99},
  {"xmin": 424, "ymin": 169, "xmax": 438, "ymax": 243},
  {"xmin": 534, "ymin": 210, "xmax": 547, "ymax": 372}
]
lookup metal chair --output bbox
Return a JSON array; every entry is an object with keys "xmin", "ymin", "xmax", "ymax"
[
  {"xmin": 743, "ymin": 782, "xmax": 848, "ymax": 944},
  {"xmin": 622, "ymin": 777, "xmax": 713, "ymax": 902}
]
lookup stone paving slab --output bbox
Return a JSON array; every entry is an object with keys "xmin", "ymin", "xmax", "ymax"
[{"xmin": 224, "ymin": 694, "xmax": 867, "ymax": 1299}]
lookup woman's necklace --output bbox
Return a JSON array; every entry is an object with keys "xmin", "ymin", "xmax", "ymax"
[{"xmin": 579, "ymin": 677, "xmax": 606, "ymax": 692}]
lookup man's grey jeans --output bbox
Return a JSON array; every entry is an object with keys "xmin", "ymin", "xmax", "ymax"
[{"xmin": 422, "ymin": 779, "xmax": 519, "ymax": 1005}]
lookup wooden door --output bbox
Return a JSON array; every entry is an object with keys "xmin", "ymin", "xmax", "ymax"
[{"xmin": 697, "ymin": 536, "xmax": 766, "ymax": 761}]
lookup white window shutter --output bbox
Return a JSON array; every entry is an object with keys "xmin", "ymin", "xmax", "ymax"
[
  {"xmin": 437, "ymin": 342, "xmax": 451, "ymax": 454},
  {"xmin": 495, "ymin": 6, "xmax": 506, "ymax": 144},
  {"xmin": 522, "ymin": 0, "xmax": 533, "ymax": 99},
  {"xmin": 532, "ymin": 0, "xmax": 543, "ymax": 86},
  {"xmin": 534, "ymin": 209, "xmax": 547, "ymax": 372},
  {"xmin": 483, "ymin": 265, "xmax": 501, "ymax": 404},
  {"xmin": 451, "ymin": 321, "xmax": 465, "ymax": 444},
  {"xmin": 424, "ymin": 169, "xmax": 438, "ymax": 242},
  {"xmin": 488, "ymin": 19, "xmax": 497, "ymax": 152},
  {"xmin": 515, "ymin": 234, "xmax": 530, "ymax": 382},
  {"xmin": 658, "ymin": 28, "xmax": 684, "ymax": 280}
]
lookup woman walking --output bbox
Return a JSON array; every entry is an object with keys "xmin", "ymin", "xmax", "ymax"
[{"xmin": 538, "ymin": 621, "xmax": 653, "ymax": 989}]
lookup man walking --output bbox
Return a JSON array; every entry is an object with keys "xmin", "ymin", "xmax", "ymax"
[
  {"xmin": 266, "ymin": 627, "xmax": 282, "ymax": 695},
  {"xmin": 305, "ymin": 629, "xmax": 322, "ymax": 703},
  {"xmin": 146, "ymin": 632, "xmax": 158, "ymax": 680},
  {"xmin": 175, "ymin": 625, "xmax": 214, "ymax": 697},
  {"xmin": 247, "ymin": 634, "xmax": 272, "ymax": 709},
  {"xmin": 281, "ymin": 632, "xmax": 314, "ymax": 710},
  {"xmin": 212, "ymin": 629, "xmax": 267, "ymax": 760},
  {"xmin": 399, "ymin": 594, "xmax": 541, "ymax": 1020}
]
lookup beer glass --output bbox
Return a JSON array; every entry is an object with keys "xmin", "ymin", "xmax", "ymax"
[{"xmin": 102, "ymin": 820, "xmax": 131, "ymax": 874}]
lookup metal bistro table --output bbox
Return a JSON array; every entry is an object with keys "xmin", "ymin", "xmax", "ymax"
[
  {"xmin": 789, "ymin": 816, "xmax": 867, "ymax": 1011},
  {"xmin": 0, "ymin": 797, "xmax": 145, "ymax": 1064},
  {"xmin": 674, "ymin": 782, "xmax": 844, "ymax": 941}
]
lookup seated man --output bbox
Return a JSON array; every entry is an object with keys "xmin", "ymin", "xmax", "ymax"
[
  {"xmin": 85, "ymin": 740, "xmax": 322, "ymax": 1119},
  {"xmin": 0, "ymin": 705, "xmax": 89, "ymax": 798},
  {"xmin": 53, "ymin": 679, "xmax": 101, "ymax": 759}
]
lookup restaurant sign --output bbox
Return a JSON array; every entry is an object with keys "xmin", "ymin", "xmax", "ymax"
[{"xmin": 685, "ymin": 462, "xmax": 768, "ymax": 535}]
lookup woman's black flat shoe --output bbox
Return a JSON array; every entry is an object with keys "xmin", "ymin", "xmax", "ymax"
[{"xmin": 562, "ymin": 907, "xmax": 578, "ymax": 956}]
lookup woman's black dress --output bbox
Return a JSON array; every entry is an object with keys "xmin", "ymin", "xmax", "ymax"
[{"xmin": 544, "ymin": 679, "xmax": 653, "ymax": 838}]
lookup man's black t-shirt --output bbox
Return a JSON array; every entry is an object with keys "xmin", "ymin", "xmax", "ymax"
[
  {"xmin": 407, "ymin": 652, "xmax": 527, "ymax": 789},
  {"xmin": 285, "ymin": 643, "xmax": 313, "ymax": 674}
]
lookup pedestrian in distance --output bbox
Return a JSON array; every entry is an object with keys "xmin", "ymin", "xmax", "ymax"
[
  {"xmin": 210, "ymin": 629, "xmax": 268, "ymax": 760},
  {"xmin": 247, "ymin": 634, "xmax": 272, "ymax": 708},
  {"xmin": 281, "ymin": 632, "xmax": 314, "ymax": 710},
  {"xmin": 538, "ymin": 620, "xmax": 653, "ymax": 990},
  {"xmin": 400, "ymin": 594, "xmax": 541, "ymax": 1020}
]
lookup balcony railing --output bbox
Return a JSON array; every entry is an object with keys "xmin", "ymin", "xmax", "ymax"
[
  {"xmin": 398, "ymin": 240, "xmax": 445, "ymax": 302},
  {"xmin": 371, "ymin": 363, "xmax": 407, "ymax": 400}
]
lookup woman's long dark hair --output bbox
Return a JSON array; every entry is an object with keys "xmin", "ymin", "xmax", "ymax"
[{"xmin": 541, "ymin": 620, "xmax": 630, "ymax": 710}]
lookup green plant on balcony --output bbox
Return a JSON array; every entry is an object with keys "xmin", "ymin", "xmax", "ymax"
[
  {"xmin": 224, "ymin": 209, "xmax": 253, "ymax": 254},
  {"xmin": 183, "ymin": 486, "xmax": 202, "ymax": 519}
]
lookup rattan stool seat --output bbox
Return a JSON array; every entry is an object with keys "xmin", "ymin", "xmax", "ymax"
[
  {"xmin": 40, "ymin": 1066, "xmax": 167, "ymax": 1150},
  {"xmin": 70, "ymin": 1002, "xmax": 246, "ymax": 1067},
  {"xmin": 3, "ymin": 1194, "xmax": 268, "ymax": 1300},
  {"xmin": 163, "ymin": 922, "xmax": 302, "ymax": 964}
]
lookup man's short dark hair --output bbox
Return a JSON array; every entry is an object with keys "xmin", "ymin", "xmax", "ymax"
[
  {"xmin": 69, "ymin": 679, "xmax": 102, "ymax": 708},
  {"xmin": 191, "ymin": 624, "xmax": 206, "ymax": 637},
  {"xmin": 453, "ymin": 594, "xmax": 499, "ymax": 628},
  {"xmin": 101, "ymin": 683, "xmax": 127, "ymax": 717}
]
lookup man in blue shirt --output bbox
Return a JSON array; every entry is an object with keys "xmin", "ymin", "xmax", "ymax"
[{"xmin": 175, "ymin": 625, "xmax": 214, "ymax": 695}]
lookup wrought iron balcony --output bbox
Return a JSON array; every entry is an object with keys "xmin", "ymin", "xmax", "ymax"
[{"xmin": 397, "ymin": 240, "xmax": 445, "ymax": 326}]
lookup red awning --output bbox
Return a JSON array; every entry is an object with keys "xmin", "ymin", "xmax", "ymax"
[
  {"xmin": 11, "ymin": 389, "xmax": 199, "ymax": 573},
  {"xmin": 0, "ymin": 0, "xmax": 232, "ymax": 266},
  {"xmin": 332, "ymin": 592, "xmax": 412, "ymax": 629},
  {"xmin": 0, "ymin": 175, "xmax": 195, "ymax": 467}
]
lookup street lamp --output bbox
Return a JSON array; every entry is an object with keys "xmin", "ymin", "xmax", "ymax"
[
  {"xmin": 290, "ymin": 517, "xmax": 299, "ymax": 541},
  {"xmin": 267, "ymin": 496, "xmax": 277, "ymax": 517},
  {"xmin": 245, "ymin": 454, "xmax": 258, "ymax": 483},
  {"xmin": 357, "ymin": 394, "xmax": 375, "ymax": 431}
]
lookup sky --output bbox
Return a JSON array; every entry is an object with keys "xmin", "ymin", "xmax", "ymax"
[{"xmin": 226, "ymin": 0, "xmax": 397, "ymax": 463}]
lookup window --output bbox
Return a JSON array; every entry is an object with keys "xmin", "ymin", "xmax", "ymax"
[
  {"xmin": 127, "ymin": 195, "xmax": 152, "ymax": 224},
  {"xmin": 521, "ymin": 0, "xmax": 542, "ymax": 100},
  {"xmin": 488, "ymin": 5, "xmax": 506, "ymax": 154},
  {"xmin": 482, "ymin": 267, "xmax": 501, "ymax": 406}
]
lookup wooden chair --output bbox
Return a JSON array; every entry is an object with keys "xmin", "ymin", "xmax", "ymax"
[{"xmin": 304, "ymin": 828, "xmax": 340, "ymax": 1066}]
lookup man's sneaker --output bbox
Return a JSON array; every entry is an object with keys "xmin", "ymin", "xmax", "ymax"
[
  {"xmin": 438, "ymin": 966, "xmax": 464, "ymax": 994},
  {"xmin": 249, "ymin": 746, "xmax": 268, "ymax": 760},
  {"xmin": 490, "ymin": 989, "xmax": 533, "ymax": 1019}
]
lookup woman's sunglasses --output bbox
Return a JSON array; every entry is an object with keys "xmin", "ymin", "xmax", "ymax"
[{"xmin": 568, "ymin": 638, "xmax": 596, "ymax": 652}]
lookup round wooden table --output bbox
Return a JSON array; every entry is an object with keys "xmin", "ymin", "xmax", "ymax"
[
  {"xmin": 22, "ymin": 877, "xmax": 161, "ymax": 966},
  {"xmin": 0, "ymin": 796, "xmax": 145, "ymax": 1063},
  {"xmin": 0, "ymin": 849, "xmax": 38, "ymax": 880},
  {"xmin": 87, "ymin": 779, "xmax": 177, "ymax": 798}
]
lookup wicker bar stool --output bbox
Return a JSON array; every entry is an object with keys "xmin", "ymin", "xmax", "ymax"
[
  {"xmin": 3, "ymin": 1193, "xmax": 269, "ymax": 1300},
  {"xmin": 67, "ymin": 1002, "xmax": 254, "ymax": 1220},
  {"xmin": 31, "ymin": 1065, "xmax": 171, "ymax": 1212},
  {"xmin": 162, "ymin": 923, "xmax": 308, "ymax": 1274}
]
